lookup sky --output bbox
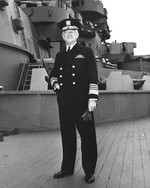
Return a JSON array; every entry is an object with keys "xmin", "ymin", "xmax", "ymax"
[{"xmin": 103, "ymin": 0, "xmax": 150, "ymax": 55}]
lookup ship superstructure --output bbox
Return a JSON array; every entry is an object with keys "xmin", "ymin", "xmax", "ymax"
[
  {"xmin": 1, "ymin": 0, "xmax": 150, "ymax": 131},
  {"xmin": 0, "ymin": 0, "xmax": 110, "ymax": 90}
]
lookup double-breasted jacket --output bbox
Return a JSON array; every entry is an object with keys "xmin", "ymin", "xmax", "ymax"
[{"xmin": 50, "ymin": 43, "xmax": 99, "ymax": 106}]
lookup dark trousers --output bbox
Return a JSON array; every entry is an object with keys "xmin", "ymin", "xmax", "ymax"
[{"xmin": 58, "ymin": 105, "xmax": 97, "ymax": 175}]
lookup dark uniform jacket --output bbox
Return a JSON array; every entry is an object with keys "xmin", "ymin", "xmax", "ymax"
[{"xmin": 50, "ymin": 43, "xmax": 98, "ymax": 106}]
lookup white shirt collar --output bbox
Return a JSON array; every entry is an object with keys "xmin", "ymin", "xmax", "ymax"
[{"xmin": 66, "ymin": 42, "xmax": 77, "ymax": 51}]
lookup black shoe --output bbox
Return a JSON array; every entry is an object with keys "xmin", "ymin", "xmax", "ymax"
[
  {"xmin": 85, "ymin": 174, "xmax": 95, "ymax": 184},
  {"xmin": 53, "ymin": 170, "xmax": 73, "ymax": 179}
]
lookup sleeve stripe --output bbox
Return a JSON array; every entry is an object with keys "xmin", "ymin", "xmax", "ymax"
[
  {"xmin": 89, "ymin": 90, "xmax": 99, "ymax": 95},
  {"xmin": 89, "ymin": 83, "xmax": 98, "ymax": 95},
  {"xmin": 50, "ymin": 77, "xmax": 58, "ymax": 87}
]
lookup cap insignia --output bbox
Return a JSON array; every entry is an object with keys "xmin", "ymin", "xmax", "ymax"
[{"xmin": 66, "ymin": 20, "xmax": 71, "ymax": 26}]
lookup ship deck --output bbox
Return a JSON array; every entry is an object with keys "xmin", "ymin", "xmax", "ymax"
[{"xmin": 1, "ymin": 117, "xmax": 150, "ymax": 188}]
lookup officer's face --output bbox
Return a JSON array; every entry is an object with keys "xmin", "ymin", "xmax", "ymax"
[{"xmin": 62, "ymin": 29, "xmax": 79, "ymax": 44}]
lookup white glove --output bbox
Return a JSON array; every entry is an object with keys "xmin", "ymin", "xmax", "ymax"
[
  {"xmin": 88, "ymin": 99, "xmax": 97, "ymax": 112},
  {"xmin": 53, "ymin": 83, "xmax": 60, "ymax": 91}
]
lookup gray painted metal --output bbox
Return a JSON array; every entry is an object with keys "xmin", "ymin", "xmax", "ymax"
[{"xmin": 0, "ymin": 90, "xmax": 150, "ymax": 130}]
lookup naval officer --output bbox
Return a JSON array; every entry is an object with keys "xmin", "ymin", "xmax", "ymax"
[{"xmin": 50, "ymin": 18, "xmax": 99, "ymax": 184}]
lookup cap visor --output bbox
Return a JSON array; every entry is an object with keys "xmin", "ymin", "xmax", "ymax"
[{"xmin": 62, "ymin": 26, "xmax": 78, "ymax": 31}]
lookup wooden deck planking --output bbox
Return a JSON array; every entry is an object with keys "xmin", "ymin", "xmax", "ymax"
[
  {"xmin": 138, "ymin": 119, "xmax": 150, "ymax": 188},
  {"xmin": 0, "ymin": 132, "xmax": 62, "ymax": 188},
  {"xmin": 132, "ymin": 121, "xmax": 145, "ymax": 188},
  {"xmin": 119, "ymin": 121, "xmax": 134, "ymax": 188},
  {"xmin": 106, "ymin": 123, "xmax": 129, "ymax": 188},
  {"xmin": 0, "ymin": 118, "xmax": 150, "ymax": 188},
  {"xmin": 94, "ymin": 124, "xmax": 121, "ymax": 188}
]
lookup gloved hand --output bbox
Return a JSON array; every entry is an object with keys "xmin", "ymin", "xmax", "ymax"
[
  {"xmin": 53, "ymin": 83, "xmax": 60, "ymax": 91},
  {"xmin": 82, "ymin": 110, "xmax": 92, "ymax": 121},
  {"xmin": 88, "ymin": 99, "xmax": 97, "ymax": 112}
]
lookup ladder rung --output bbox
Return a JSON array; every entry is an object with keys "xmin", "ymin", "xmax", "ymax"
[
  {"xmin": 24, "ymin": 87, "xmax": 30, "ymax": 90},
  {"xmin": 24, "ymin": 85, "xmax": 30, "ymax": 88},
  {"xmin": 27, "ymin": 72, "xmax": 32, "ymax": 75},
  {"xmin": 20, "ymin": 62, "xmax": 44, "ymax": 91},
  {"xmin": 27, "ymin": 76, "xmax": 31, "ymax": 79},
  {"xmin": 29, "ymin": 64, "xmax": 40, "ymax": 66},
  {"xmin": 29, "ymin": 64, "xmax": 42, "ymax": 67},
  {"xmin": 24, "ymin": 84, "xmax": 30, "ymax": 86},
  {"xmin": 25, "ymin": 81, "xmax": 31, "ymax": 84}
]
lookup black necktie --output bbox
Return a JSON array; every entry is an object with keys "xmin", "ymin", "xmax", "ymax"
[{"xmin": 67, "ymin": 46, "xmax": 70, "ymax": 52}]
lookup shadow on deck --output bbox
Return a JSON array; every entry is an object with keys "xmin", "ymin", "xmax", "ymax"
[{"xmin": 0, "ymin": 117, "xmax": 150, "ymax": 188}]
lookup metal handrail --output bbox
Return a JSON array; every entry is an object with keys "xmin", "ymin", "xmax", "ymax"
[{"xmin": 16, "ymin": 61, "xmax": 27, "ymax": 91}]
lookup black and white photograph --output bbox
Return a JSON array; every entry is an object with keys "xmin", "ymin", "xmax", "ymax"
[{"xmin": 0, "ymin": 0, "xmax": 150, "ymax": 187}]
